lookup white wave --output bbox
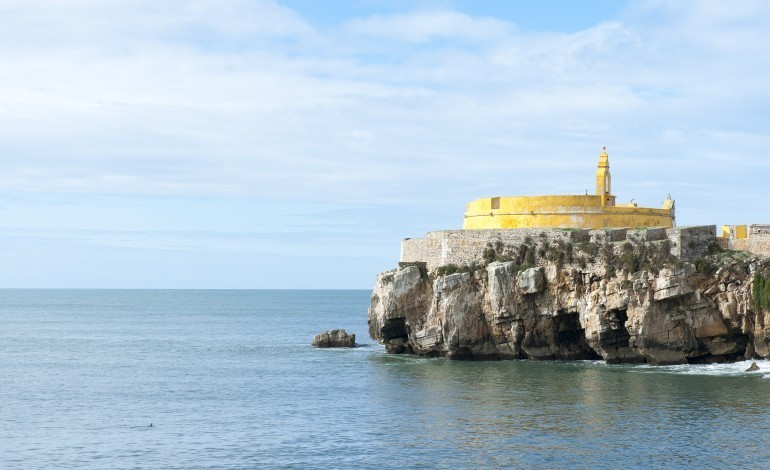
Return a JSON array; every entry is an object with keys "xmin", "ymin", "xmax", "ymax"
[{"xmin": 647, "ymin": 359, "xmax": 770, "ymax": 377}]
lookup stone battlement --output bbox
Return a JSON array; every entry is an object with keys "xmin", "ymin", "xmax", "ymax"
[{"xmin": 401, "ymin": 225, "xmax": 716, "ymax": 272}]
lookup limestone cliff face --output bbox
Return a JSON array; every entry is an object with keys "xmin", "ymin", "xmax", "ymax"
[{"xmin": 368, "ymin": 257, "xmax": 770, "ymax": 365}]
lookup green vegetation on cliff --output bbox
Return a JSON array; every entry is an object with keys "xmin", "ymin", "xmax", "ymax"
[
  {"xmin": 435, "ymin": 263, "xmax": 478, "ymax": 277},
  {"xmin": 753, "ymin": 272, "xmax": 770, "ymax": 311}
]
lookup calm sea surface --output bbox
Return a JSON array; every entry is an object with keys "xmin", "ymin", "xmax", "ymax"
[{"xmin": 1, "ymin": 289, "xmax": 768, "ymax": 469}]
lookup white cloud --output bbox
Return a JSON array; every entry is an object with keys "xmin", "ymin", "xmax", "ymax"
[
  {"xmin": 2, "ymin": 0, "xmax": 769, "ymax": 287},
  {"xmin": 0, "ymin": 0, "xmax": 315, "ymax": 49},
  {"xmin": 0, "ymin": 0, "xmax": 768, "ymax": 214},
  {"xmin": 344, "ymin": 10, "xmax": 513, "ymax": 44}
]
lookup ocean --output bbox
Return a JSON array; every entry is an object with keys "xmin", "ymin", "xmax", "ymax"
[{"xmin": 1, "ymin": 289, "xmax": 768, "ymax": 468}]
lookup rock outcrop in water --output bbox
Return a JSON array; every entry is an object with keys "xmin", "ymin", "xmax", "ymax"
[
  {"xmin": 368, "ymin": 239, "xmax": 770, "ymax": 365},
  {"xmin": 312, "ymin": 329, "xmax": 356, "ymax": 348}
]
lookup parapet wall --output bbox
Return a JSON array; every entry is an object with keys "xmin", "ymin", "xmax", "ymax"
[
  {"xmin": 717, "ymin": 224, "xmax": 770, "ymax": 258},
  {"xmin": 401, "ymin": 225, "xmax": 716, "ymax": 272},
  {"xmin": 748, "ymin": 225, "xmax": 770, "ymax": 257},
  {"xmin": 462, "ymin": 195, "xmax": 674, "ymax": 230},
  {"xmin": 401, "ymin": 228, "xmax": 587, "ymax": 272},
  {"xmin": 666, "ymin": 226, "xmax": 716, "ymax": 261}
]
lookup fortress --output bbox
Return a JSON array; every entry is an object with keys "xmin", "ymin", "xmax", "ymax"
[
  {"xmin": 399, "ymin": 147, "xmax": 770, "ymax": 271},
  {"xmin": 372, "ymin": 147, "xmax": 770, "ymax": 365},
  {"xmin": 463, "ymin": 147, "xmax": 675, "ymax": 230}
]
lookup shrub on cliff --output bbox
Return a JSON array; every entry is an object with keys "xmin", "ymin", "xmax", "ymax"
[
  {"xmin": 579, "ymin": 242, "xmax": 599, "ymax": 257},
  {"xmin": 765, "ymin": 278, "xmax": 770, "ymax": 310},
  {"xmin": 511, "ymin": 242, "xmax": 536, "ymax": 268},
  {"xmin": 619, "ymin": 242, "xmax": 638, "ymax": 273},
  {"xmin": 483, "ymin": 240, "xmax": 514, "ymax": 265},
  {"xmin": 435, "ymin": 263, "xmax": 478, "ymax": 277},
  {"xmin": 754, "ymin": 272, "xmax": 770, "ymax": 311},
  {"xmin": 483, "ymin": 245, "xmax": 496, "ymax": 264},
  {"xmin": 694, "ymin": 257, "xmax": 716, "ymax": 276},
  {"xmin": 707, "ymin": 240, "xmax": 724, "ymax": 255},
  {"xmin": 436, "ymin": 264, "xmax": 461, "ymax": 276}
]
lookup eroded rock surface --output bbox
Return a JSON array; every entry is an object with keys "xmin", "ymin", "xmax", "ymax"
[
  {"xmin": 312, "ymin": 329, "xmax": 356, "ymax": 348},
  {"xmin": 368, "ymin": 254, "xmax": 770, "ymax": 364}
]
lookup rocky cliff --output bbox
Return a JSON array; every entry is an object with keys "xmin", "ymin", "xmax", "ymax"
[{"xmin": 368, "ymin": 239, "xmax": 770, "ymax": 364}]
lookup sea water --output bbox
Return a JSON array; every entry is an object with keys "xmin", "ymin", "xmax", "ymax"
[{"xmin": 1, "ymin": 289, "xmax": 768, "ymax": 469}]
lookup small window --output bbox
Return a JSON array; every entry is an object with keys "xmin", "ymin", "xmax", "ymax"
[{"xmin": 491, "ymin": 197, "xmax": 500, "ymax": 210}]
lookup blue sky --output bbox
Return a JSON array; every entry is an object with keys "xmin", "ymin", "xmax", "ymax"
[{"xmin": 1, "ymin": 0, "xmax": 769, "ymax": 288}]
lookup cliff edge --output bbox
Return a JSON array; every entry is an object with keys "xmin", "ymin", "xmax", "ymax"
[{"xmin": 368, "ymin": 232, "xmax": 770, "ymax": 364}]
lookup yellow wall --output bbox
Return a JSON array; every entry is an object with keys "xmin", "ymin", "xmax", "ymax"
[
  {"xmin": 463, "ymin": 195, "xmax": 673, "ymax": 230},
  {"xmin": 595, "ymin": 147, "xmax": 611, "ymax": 206},
  {"xmin": 720, "ymin": 225, "xmax": 748, "ymax": 239}
]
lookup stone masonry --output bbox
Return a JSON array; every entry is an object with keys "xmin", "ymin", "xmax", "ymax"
[
  {"xmin": 719, "ymin": 224, "xmax": 770, "ymax": 258},
  {"xmin": 401, "ymin": 226, "xmax": 716, "ymax": 272},
  {"xmin": 748, "ymin": 225, "xmax": 770, "ymax": 257}
]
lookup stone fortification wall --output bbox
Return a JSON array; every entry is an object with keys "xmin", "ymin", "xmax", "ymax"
[
  {"xmin": 589, "ymin": 228, "xmax": 627, "ymax": 243},
  {"xmin": 666, "ymin": 225, "xmax": 716, "ymax": 261},
  {"xmin": 748, "ymin": 225, "xmax": 770, "ymax": 257},
  {"xmin": 716, "ymin": 224, "xmax": 770, "ymax": 257},
  {"xmin": 401, "ymin": 225, "xmax": 717, "ymax": 271},
  {"xmin": 733, "ymin": 238, "xmax": 750, "ymax": 252},
  {"xmin": 401, "ymin": 228, "xmax": 589, "ymax": 272},
  {"xmin": 629, "ymin": 227, "xmax": 668, "ymax": 242}
]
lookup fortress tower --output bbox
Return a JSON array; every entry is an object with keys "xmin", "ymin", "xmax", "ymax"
[
  {"xmin": 462, "ymin": 147, "xmax": 675, "ymax": 230},
  {"xmin": 596, "ymin": 146, "xmax": 611, "ymax": 206}
]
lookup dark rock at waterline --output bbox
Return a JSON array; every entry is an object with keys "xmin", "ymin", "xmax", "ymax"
[
  {"xmin": 312, "ymin": 329, "xmax": 356, "ymax": 348},
  {"xmin": 746, "ymin": 362, "xmax": 760, "ymax": 372}
]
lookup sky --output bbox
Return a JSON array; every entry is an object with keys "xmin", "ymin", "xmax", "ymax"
[{"xmin": 1, "ymin": 0, "xmax": 769, "ymax": 289}]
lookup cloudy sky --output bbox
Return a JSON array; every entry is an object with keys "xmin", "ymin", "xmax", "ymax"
[{"xmin": 1, "ymin": 0, "xmax": 768, "ymax": 288}]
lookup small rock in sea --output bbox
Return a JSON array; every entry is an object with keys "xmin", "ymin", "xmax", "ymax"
[
  {"xmin": 312, "ymin": 329, "xmax": 356, "ymax": 348},
  {"xmin": 745, "ymin": 362, "xmax": 760, "ymax": 372}
]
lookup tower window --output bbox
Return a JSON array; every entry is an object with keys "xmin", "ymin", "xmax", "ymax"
[{"xmin": 491, "ymin": 197, "xmax": 500, "ymax": 209}]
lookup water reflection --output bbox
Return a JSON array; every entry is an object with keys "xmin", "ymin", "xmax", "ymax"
[{"xmin": 367, "ymin": 355, "xmax": 770, "ymax": 467}]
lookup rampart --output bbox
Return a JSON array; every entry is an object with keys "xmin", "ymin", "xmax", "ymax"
[
  {"xmin": 748, "ymin": 225, "xmax": 770, "ymax": 257},
  {"xmin": 718, "ymin": 224, "xmax": 770, "ymax": 258},
  {"xmin": 401, "ymin": 225, "xmax": 716, "ymax": 272},
  {"xmin": 666, "ymin": 226, "xmax": 717, "ymax": 260},
  {"xmin": 462, "ymin": 195, "xmax": 674, "ymax": 230}
]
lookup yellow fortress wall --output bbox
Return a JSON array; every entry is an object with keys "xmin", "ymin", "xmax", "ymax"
[{"xmin": 463, "ymin": 148, "xmax": 675, "ymax": 230}]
